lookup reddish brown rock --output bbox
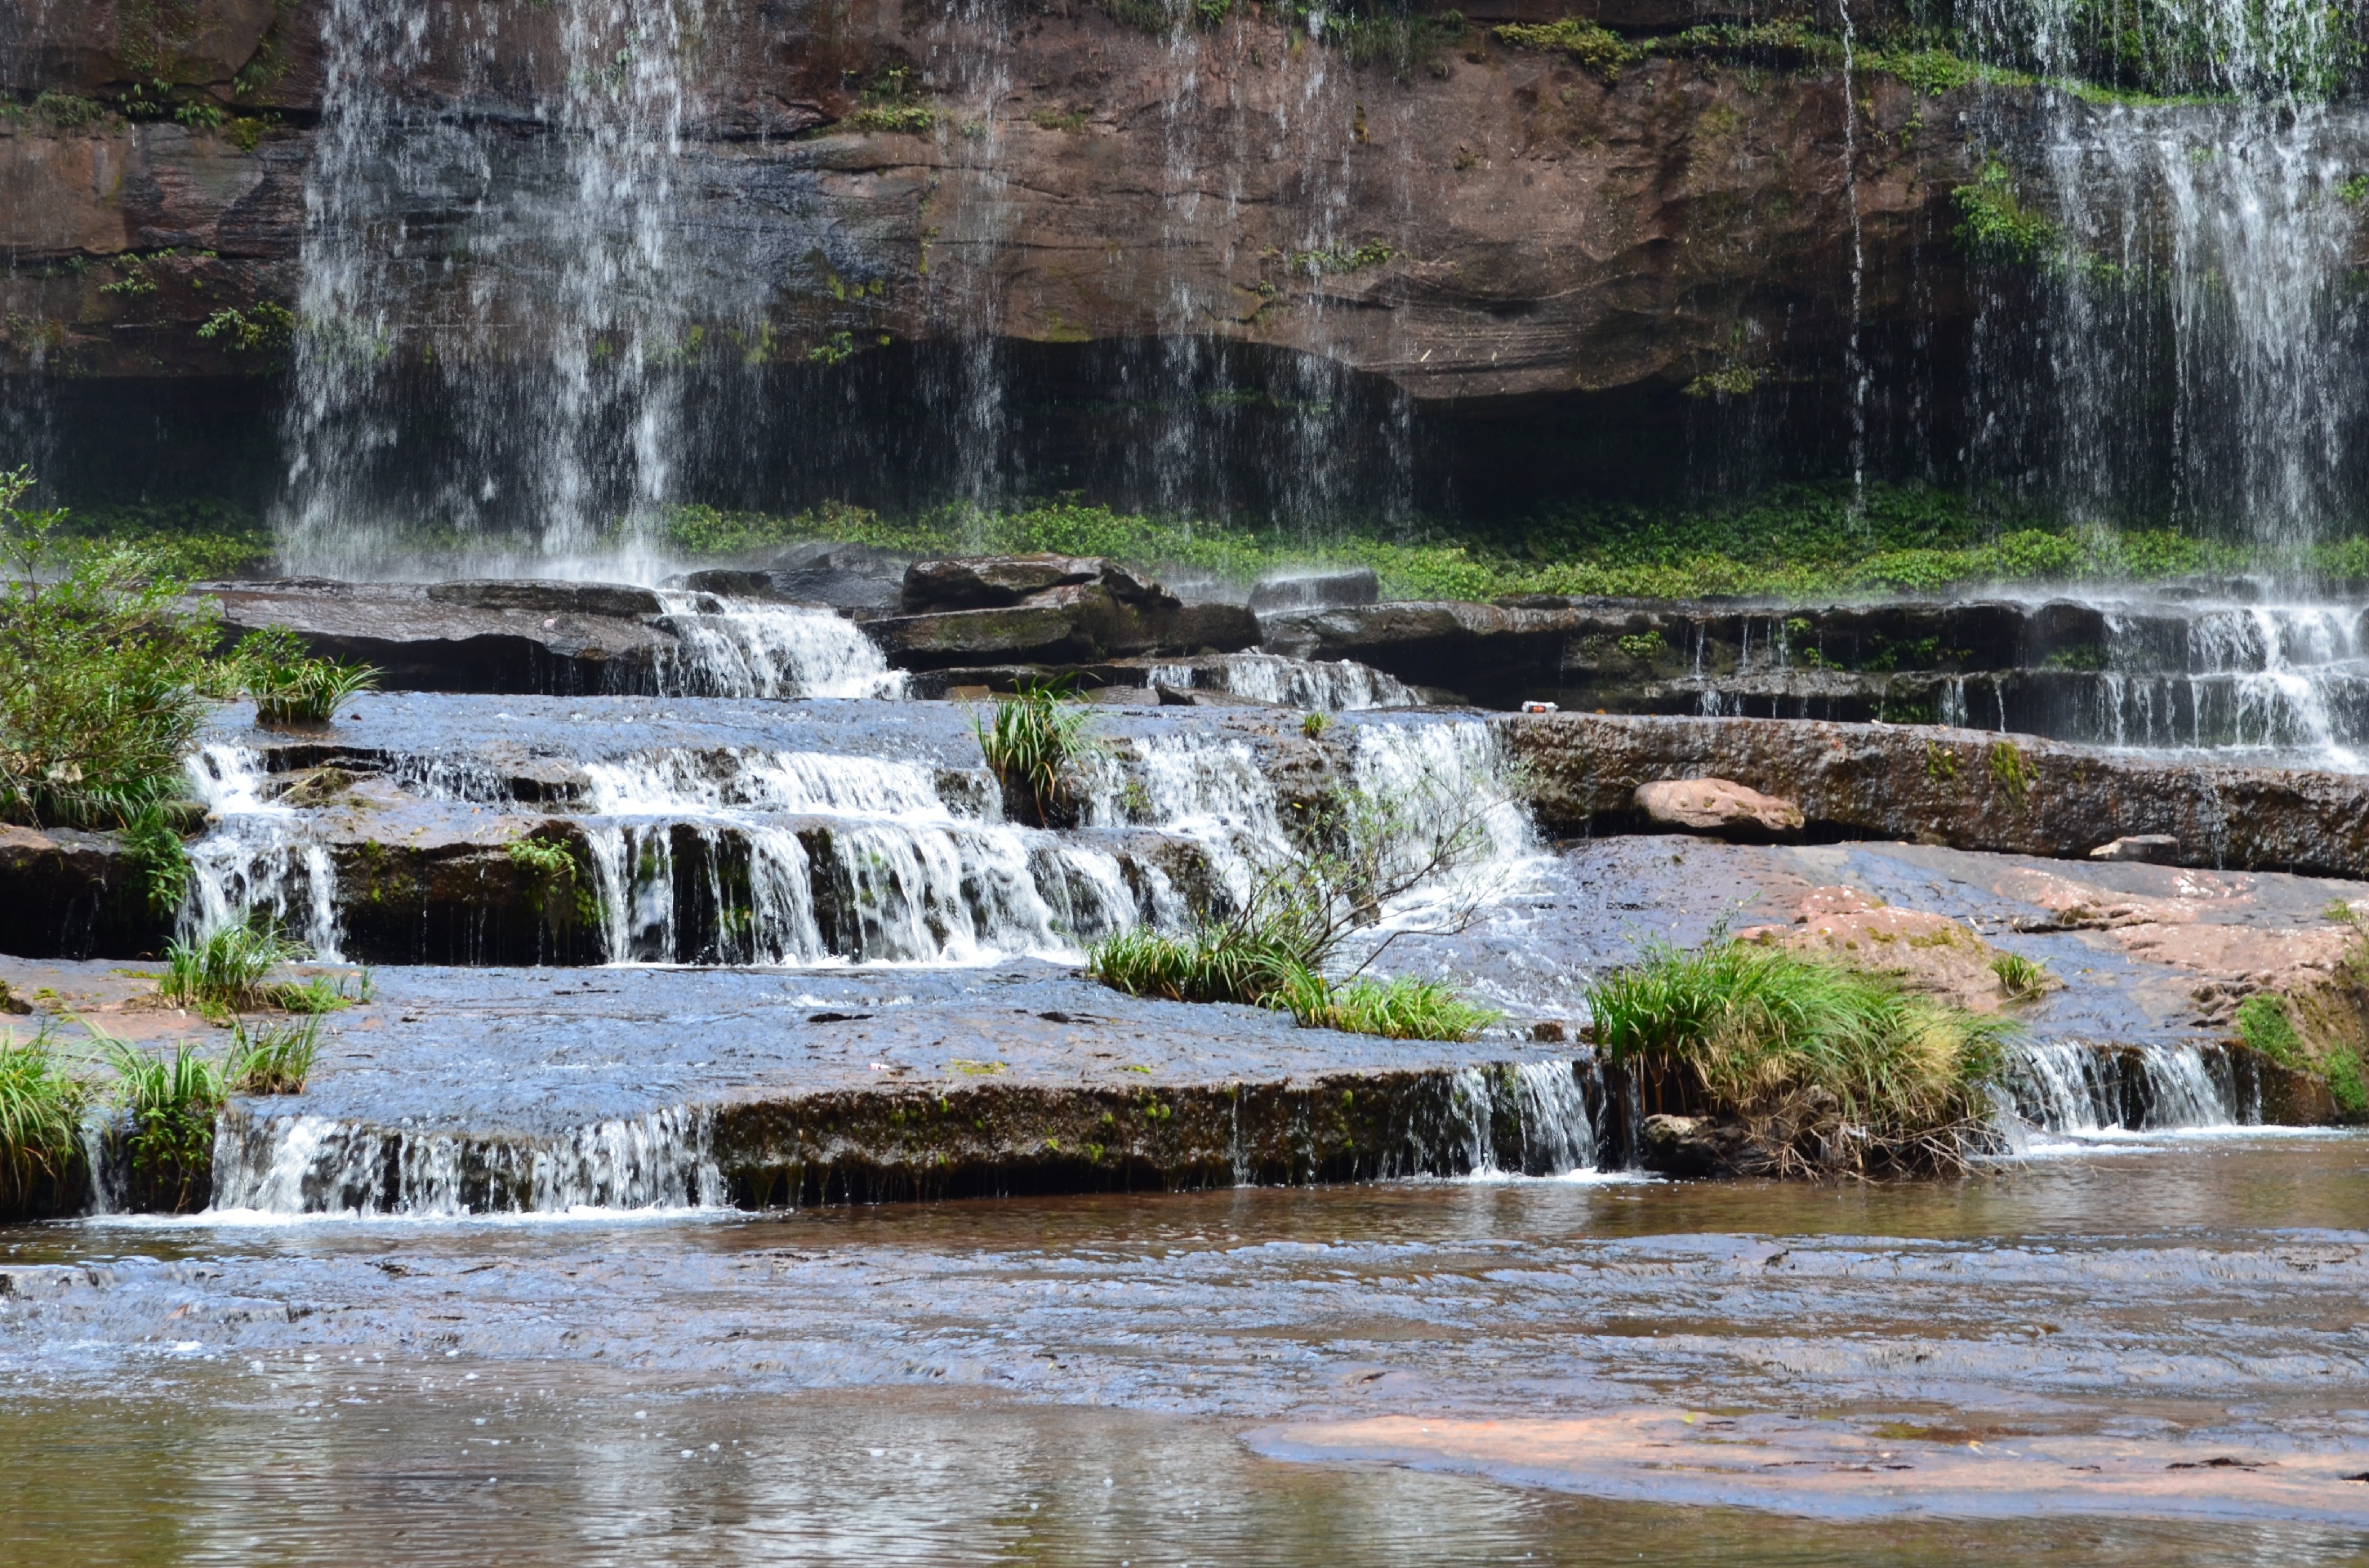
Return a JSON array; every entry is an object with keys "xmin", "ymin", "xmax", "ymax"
[{"xmin": 1634, "ymin": 777, "xmax": 1805, "ymax": 839}]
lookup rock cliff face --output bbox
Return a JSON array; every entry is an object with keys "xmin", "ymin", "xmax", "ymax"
[{"xmin": 0, "ymin": 0, "xmax": 1977, "ymax": 408}]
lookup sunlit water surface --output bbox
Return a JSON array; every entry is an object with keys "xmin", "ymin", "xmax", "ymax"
[{"xmin": 4, "ymin": 1134, "xmax": 2367, "ymax": 1564}]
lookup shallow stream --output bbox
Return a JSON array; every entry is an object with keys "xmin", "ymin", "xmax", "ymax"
[{"xmin": 4, "ymin": 1132, "xmax": 2366, "ymax": 1561}]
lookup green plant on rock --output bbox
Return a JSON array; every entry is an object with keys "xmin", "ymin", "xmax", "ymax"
[
  {"xmin": 0, "ymin": 1025, "xmax": 88, "ymax": 1212},
  {"xmin": 1987, "ymin": 740, "xmax": 2037, "ymax": 804},
  {"xmin": 1587, "ymin": 938, "xmax": 2014, "ymax": 1175},
  {"xmin": 118, "ymin": 800, "xmax": 195, "ymax": 916},
  {"xmin": 2234, "ymin": 991, "xmax": 2304, "ymax": 1068},
  {"xmin": 103, "ymin": 1031, "xmax": 225, "ymax": 1213},
  {"xmin": 158, "ymin": 921, "xmax": 311, "ymax": 1021},
  {"xmin": 0, "ymin": 468, "xmax": 220, "ymax": 832},
  {"xmin": 195, "ymin": 301, "xmax": 296, "ymax": 354},
  {"xmin": 225, "ymin": 1015, "xmax": 321, "ymax": 1095},
  {"xmin": 1953, "ymin": 161, "xmax": 2063, "ymax": 266},
  {"xmin": 233, "ymin": 625, "xmax": 378, "ymax": 725},
  {"xmin": 975, "ymin": 679, "xmax": 1100, "ymax": 827},
  {"xmin": 1089, "ymin": 764, "xmax": 1514, "ymax": 1043},
  {"xmin": 1493, "ymin": 17, "xmax": 1636, "ymax": 78},
  {"xmin": 1990, "ymin": 951, "xmax": 2051, "ymax": 1000}
]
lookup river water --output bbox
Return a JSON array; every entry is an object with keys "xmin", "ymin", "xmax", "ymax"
[{"xmin": 5, "ymin": 1130, "xmax": 2366, "ymax": 1561}]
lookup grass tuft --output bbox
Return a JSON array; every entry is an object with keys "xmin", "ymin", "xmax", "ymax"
[
  {"xmin": 0, "ymin": 1026, "xmax": 88, "ymax": 1210},
  {"xmin": 1990, "ymin": 951, "xmax": 2051, "ymax": 1000},
  {"xmin": 1587, "ymin": 939, "xmax": 2013, "ymax": 1176},
  {"xmin": 101, "ymin": 1032, "xmax": 225, "ymax": 1212},
  {"xmin": 159, "ymin": 923, "xmax": 315, "ymax": 1021},
  {"xmin": 974, "ymin": 678, "xmax": 1100, "ymax": 827},
  {"xmin": 1283, "ymin": 970, "xmax": 1498, "ymax": 1041},
  {"xmin": 225, "ymin": 1016, "xmax": 321, "ymax": 1095},
  {"xmin": 234, "ymin": 626, "xmax": 378, "ymax": 725}
]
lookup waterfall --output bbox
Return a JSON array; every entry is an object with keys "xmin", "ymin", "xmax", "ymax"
[
  {"xmin": 2096, "ymin": 602, "xmax": 2369, "ymax": 763},
  {"xmin": 2002, "ymin": 1039, "xmax": 2250, "ymax": 1136},
  {"xmin": 212, "ymin": 1105, "xmax": 727, "ymax": 1216},
  {"xmin": 282, "ymin": 0, "xmax": 707, "ymax": 572},
  {"xmin": 1440, "ymin": 1062, "xmax": 1601, "ymax": 1179},
  {"xmin": 181, "ymin": 744, "xmax": 344, "ymax": 960},
  {"xmin": 652, "ymin": 595, "xmax": 907, "ymax": 700},
  {"xmin": 1960, "ymin": 2, "xmax": 2368, "ymax": 547},
  {"xmin": 1143, "ymin": 655, "xmax": 1417, "ymax": 711}
]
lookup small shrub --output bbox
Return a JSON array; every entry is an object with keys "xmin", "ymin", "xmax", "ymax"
[
  {"xmin": 234, "ymin": 625, "xmax": 378, "ymax": 724},
  {"xmin": 1586, "ymin": 939, "xmax": 2014, "ymax": 1175},
  {"xmin": 118, "ymin": 800, "xmax": 194, "ymax": 916},
  {"xmin": 1953, "ymin": 161, "xmax": 2062, "ymax": 265},
  {"xmin": 225, "ymin": 1016, "xmax": 321, "ymax": 1095},
  {"xmin": 104, "ymin": 1033, "xmax": 225, "ymax": 1212},
  {"xmin": 159, "ymin": 923, "xmax": 309, "ymax": 1020},
  {"xmin": 848, "ymin": 105, "xmax": 936, "ymax": 134},
  {"xmin": 0, "ymin": 1027, "xmax": 87, "ymax": 1211},
  {"xmin": 1494, "ymin": 17, "xmax": 1634, "ymax": 78},
  {"xmin": 975, "ymin": 679, "xmax": 1099, "ymax": 827},
  {"xmin": 0, "ymin": 469, "xmax": 220, "ymax": 830},
  {"xmin": 1302, "ymin": 712, "xmax": 1330, "ymax": 739},
  {"xmin": 1990, "ymin": 951, "xmax": 2051, "ymax": 1000},
  {"xmin": 1988, "ymin": 740, "xmax": 2037, "ymax": 803}
]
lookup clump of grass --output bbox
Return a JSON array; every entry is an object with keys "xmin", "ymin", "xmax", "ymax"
[
  {"xmin": 102, "ymin": 1033, "xmax": 225, "ymax": 1212},
  {"xmin": 0, "ymin": 1026, "xmax": 89, "ymax": 1212},
  {"xmin": 2233, "ymin": 991, "xmax": 2304, "ymax": 1067},
  {"xmin": 1587, "ymin": 939, "xmax": 2014, "ymax": 1176},
  {"xmin": 234, "ymin": 626, "xmax": 378, "ymax": 725},
  {"xmin": 975, "ymin": 678, "xmax": 1100, "ymax": 827},
  {"xmin": 1301, "ymin": 711, "xmax": 1330, "ymax": 739},
  {"xmin": 225, "ymin": 1016, "xmax": 321, "ymax": 1095},
  {"xmin": 158, "ymin": 923, "xmax": 314, "ymax": 1020},
  {"xmin": 118, "ymin": 799, "xmax": 196, "ymax": 915},
  {"xmin": 1089, "ymin": 925, "xmax": 1308, "ymax": 1006},
  {"xmin": 1990, "ymin": 951, "xmax": 2051, "ymax": 1000},
  {"xmin": 1282, "ymin": 969, "xmax": 1498, "ymax": 1041}
]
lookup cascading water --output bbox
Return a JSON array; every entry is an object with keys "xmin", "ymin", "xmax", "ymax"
[
  {"xmin": 2093, "ymin": 602, "xmax": 2369, "ymax": 763},
  {"xmin": 1145, "ymin": 654, "xmax": 1416, "ymax": 711},
  {"xmin": 181, "ymin": 745, "xmax": 344, "ymax": 960},
  {"xmin": 1961, "ymin": 0, "xmax": 2368, "ymax": 547},
  {"xmin": 2002, "ymin": 1039, "xmax": 2252, "ymax": 1137},
  {"xmin": 651, "ymin": 595, "xmax": 907, "ymax": 700},
  {"xmin": 283, "ymin": 0, "xmax": 707, "ymax": 573}
]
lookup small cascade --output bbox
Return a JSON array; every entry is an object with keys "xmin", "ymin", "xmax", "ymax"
[
  {"xmin": 2092, "ymin": 604, "xmax": 2369, "ymax": 764},
  {"xmin": 2003, "ymin": 1040, "xmax": 2251, "ymax": 1136},
  {"xmin": 212, "ymin": 1106, "xmax": 728, "ymax": 1217},
  {"xmin": 1143, "ymin": 655, "xmax": 1417, "ymax": 712},
  {"xmin": 1440, "ymin": 1062, "xmax": 1601, "ymax": 1179},
  {"xmin": 181, "ymin": 745, "xmax": 345, "ymax": 960},
  {"xmin": 652, "ymin": 595, "xmax": 907, "ymax": 700},
  {"xmin": 575, "ymin": 746, "xmax": 1151, "ymax": 965}
]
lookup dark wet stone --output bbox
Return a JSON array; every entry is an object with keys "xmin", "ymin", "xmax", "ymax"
[
  {"xmin": 206, "ymin": 580, "xmax": 673, "ymax": 695},
  {"xmin": 901, "ymin": 555, "xmax": 1178, "ymax": 614},
  {"xmin": 1249, "ymin": 568, "xmax": 1380, "ymax": 614},
  {"xmin": 0, "ymin": 823, "xmax": 164, "ymax": 960},
  {"xmin": 1636, "ymin": 1113, "xmax": 1755, "ymax": 1178}
]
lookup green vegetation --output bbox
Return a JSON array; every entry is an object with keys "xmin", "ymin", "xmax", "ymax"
[
  {"xmin": 196, "ymin": 301, "xmax": 296, "ymax": 354},
  {"xmin": 0, "ymin": 470, "xmax": 220, "ymax": 831},
  {"xmin": 1989, "ymin": 951, "xmax": 2051, "ymax": 1000},
  {"xmin": 0, "ymin": 1027, "xmax": 88, "ymax": 1211},
  {"xmin": 2235, "ymin": 991, "xmax": 2304, "ymax": 1066},
  {"xmin": 158, "ymin": 923, "xmax": 327, "ymax": 1022},
  {"xmin": 1289, "ymin": 240, "xmax": 1396, "ymax": 276},
  {"xmin": 974, "ymin": 679, "xmax": 1101, "ymax": 827},
  {"xmin": 48, "ymin": 497, "xmax": 274, "ymax": 580},
  {"xmin": 1587, "ymin": 938, "xmax": 2014, "ymax": 1175},
  {"xmin": 1953, "ymin": 160, "xmax": 2063, "ymax": 265},
  {"xmin": 119, "ymin": 803, "xmax": 195, "ymax": 916},
  {"xmin": 1301, "ymin": 711, "xmax": 1330, "ymax": 740},
  {"xmin": 1089, "ymin": 767, "xmax": 1511, "ymax": 1042},
  {"xmin": 225, "ymin": 1016, "xmax": 321, "ymax": 1095},
  {"xmin": 657, "ymin": 482, "xmax": 2358, "ymax": 606},
  {"xmin": 1493, "ymin": 17, "xmax": 1635, "ymax": 78},
  {"xmin": 232, "ymin": 626, "xmax": 378, "ymax": 725},
  {"xmin": 848, "ymin": 105, "xmax": 937, "ymax": 135},
  {"xmin": 103, "ymin": 1032, "xmax": 225, "ymax": 1212}
]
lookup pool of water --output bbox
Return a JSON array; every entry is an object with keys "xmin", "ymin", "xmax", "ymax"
[{"xmin": 4, "ymin": 1134, "xmax": 2367, "ymax": 1561}]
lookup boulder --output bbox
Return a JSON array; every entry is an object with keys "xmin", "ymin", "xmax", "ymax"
[
  {"xmin": 1738, "ymin": 887, "xmax": 2017, "ymax": 1012},
  {"xmin": 1633, "ymin": 777, "xmax": 1804, "ymax": 839},
  {"xmin": 1248, "ymin": 568, "xmax": 1380, "ymax": 614},
  {"xmin": 0, "ymin": 823, "xmax": 167, "ymax": 960},
  {"xmin": 862, "ymin": 559, "xmax": 1253, "ymax": 671},
  {"xmin": 900, "ymin": 555, "xmax": 1178, "ymax": 615}
]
